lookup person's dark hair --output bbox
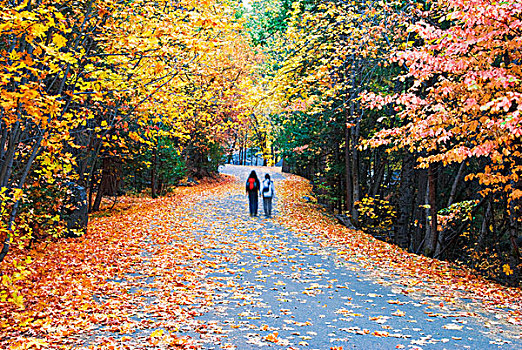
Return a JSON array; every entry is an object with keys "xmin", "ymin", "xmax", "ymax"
[
  {"xmin": 248, "ymin": 170, "xmax": 258, "ymax": 180},
  {"xmin": 265, "ymin": 174, "xmax": 270, "ymax": 180}
]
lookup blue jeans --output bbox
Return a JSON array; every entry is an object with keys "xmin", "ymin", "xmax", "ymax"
[{"xmin": 263, "ymin": 197, "xmax": 273, "ymax": 216}]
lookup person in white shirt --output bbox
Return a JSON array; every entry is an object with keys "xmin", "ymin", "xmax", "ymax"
[{"xmin": 261, "ymin": 174, "xmax": 275, "ymax": 217}]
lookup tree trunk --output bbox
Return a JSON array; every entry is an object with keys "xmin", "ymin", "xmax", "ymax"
[
  {"xmin": 351, "ymin": 115, "xmax": 360, "ymax": 223},
  {"xmin": 344, "ymin": 120, "xmax": 353, "ymax": 214},
  {"xmin": 92, "ymin": 158, "xmax": 114, "ymax": 212},
  {"xmin": 478, "ymin": 199, "xmax": 492, "ymax": 250},
  {"xmin": 413, "ymin": 169, "xmax": 428, "ymax": 253},
  {"xmin": 0, "ymin": 134, "xmax": 43, "ymax": 263},
  {"xmin": 370, "ymin": 152, "xmax": 386, "ymax": 197},
  {"xmin": 508, "ymin": 204, "xmax": 521, "ymax": 287},
  {"xmin": 88, "ymin": 165, "xmax": 96, "ymax": 212},
  {"xmin": 228, "ymin": 135, "xmax": 237, "ymax": 164},
  {"xmin": 448, "ymin": 162, "xmax": 465, "ymax": 207},
  {"xmin": 508, "ymin": 178, "xmax": 521, "ymax": 287},
  {"xmin": 424, "ymin": 164, "xmax": 439, "ymax": 257},
  {"xmin": 395, "ymin": 153, "xmax": 415, "ymax": 249},
  {"xmin": 335, "ymin": 141, "xmax": 342, "ymax": 213},
  {"xmin": 243, "ymin": 139, "xmax": 246, "ymax": 165},
  {"xmin": 0, "ymin": 122, "xmax": 21, "ymax": 188},
  {"xmin": 92, "ymin": 176, "xmax": 105, "ymax": 212},
  {"xmin": 151, "ymin": 146, "xmax": 157, "ymax": 198}
]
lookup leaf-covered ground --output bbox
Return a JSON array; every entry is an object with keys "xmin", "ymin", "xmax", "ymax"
[{"xmin": 1, "ymin": 165, "xmax": 521, "ymax": 349}]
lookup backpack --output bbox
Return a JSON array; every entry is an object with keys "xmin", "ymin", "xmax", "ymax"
[
  {"xmin": 247, "ymin": 178, "xmax": 256, "ymax": 191},
  {"xmin": 262, "ymin": 180, "xmax": 270, "ymax": 193}
]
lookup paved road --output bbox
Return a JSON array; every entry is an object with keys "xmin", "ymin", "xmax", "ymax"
[
  {"xmin": 180, "ymin": 165, "xmax": 521, "ymax": 349},
  {"xmin": 75, "ymin": 165, "xmax": 520, "ymax": 349}
]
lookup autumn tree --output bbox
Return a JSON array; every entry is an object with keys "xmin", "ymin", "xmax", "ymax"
[
  {"xmin": 267, "ymin": 0, "xmax": 412, "ymax": 221},
  {"xmin": 264, "ymin": 0, "xmax": 521, "ymax": 286},
  {"xmin": 363, "ymin": 0, "xmax": 522, "ymax": 285},
  {"xmin": 0, "ymin": 0, "xmax": 257, "ymax": 308}
]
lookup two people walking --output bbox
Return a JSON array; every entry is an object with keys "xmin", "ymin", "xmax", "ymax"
[{"xmin": 246, "ymin": 170, "xmax": 275, "ymax": 217}]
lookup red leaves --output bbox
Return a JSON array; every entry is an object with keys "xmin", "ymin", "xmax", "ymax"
[{"xmin": 363, "ymin": 0, "xmax": 522, "ymax": 205}]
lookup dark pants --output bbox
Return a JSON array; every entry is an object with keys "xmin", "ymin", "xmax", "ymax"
[
  {"xmin": 248, "ymin": 191, "xmax": 258, "ymax": 216},
  {"xmin": 263, "ymin": 197, "xmax": 273, "ymax": 216}
]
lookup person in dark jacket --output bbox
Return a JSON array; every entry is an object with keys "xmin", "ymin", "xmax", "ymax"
[{"xmin": 245, "ymin": 170, "xmax": 260, "ymax": 216}]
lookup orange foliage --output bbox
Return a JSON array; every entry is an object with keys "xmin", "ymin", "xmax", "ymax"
[
  {"xmin": 362, "ymin": 0, "xmax": 522, "ymax": 203},
  {"xmin": 276, "ymin": 175, "xmax": 522, "ymax": 326},
  {"xmin": 0, "ymin": 175, "xmax": 234, "ymax": 348}
]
